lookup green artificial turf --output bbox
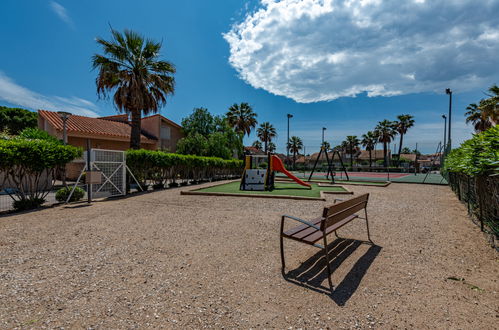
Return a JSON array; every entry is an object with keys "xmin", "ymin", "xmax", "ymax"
[{"xmin": 195, "ymin": 181, "xmax": 347, "ymax": 198}]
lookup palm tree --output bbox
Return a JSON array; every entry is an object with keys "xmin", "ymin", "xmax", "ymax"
[
  {"xmin": 288, "ymin": 136, "xmax": 303, "ymax": 169},
  {"xmin": 93, "ymin": 28, "xmax": 175, "ymax": 149},
  {"xmin": 226, "ymin": 103, "xmax": 258, "ymax": 136},
  {"xmin": 321, "ymin": 141, "xmax": 331, "ymax": 151},
  {"xmin": 361, "ymin": 131, "xmax": 377, "ymax": 167},
  {"xmin": 375, "ymin": 120, "xmax": 397, "ymax": 167},
  {"xmin": 257, "ymin": 122, "xmax": 277, "ymax": 152},
  {"xmin": 345, "ymin": 135, "xmax": 360, "ymax": 167},
  {"xmin": 395, "ymin": 114, "xmax": 415, "ymax": 161},
  {"xmin": 465, "ymin": 103, "xmax": 493, "ymax": 132},
  {"xmin": 252, "ymin": 140, "xmax": 262, "ymax": 150},
  {"xmin": 268, "ymin": 142, "xmax": 276, "ymax": 153}
]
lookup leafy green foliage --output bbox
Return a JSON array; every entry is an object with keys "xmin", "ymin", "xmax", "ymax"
[
  {"xmin": 126, "ymin": 149, "xmax": 243, "ymax": 187},
  {"xmin": 0, "ymin": 139, "xmax": 82, "ymax": 211},
  {"xmin": 55, "ymin": 186, "xmax": 85, "ymax": 202},
  {"xmin": 444, "ymin": 126, "xmax": 499, "ymax": 176},
  {"xmin": 18, "ymin": 127, "xmax": 62, "ymax": 144},
  {"xmin": 181, "ymin": 107, "xmax": 215, "ymax": 137},
  {"xmin": 0, "ymin": 106, "xmax": 37, "ymax": 135}
]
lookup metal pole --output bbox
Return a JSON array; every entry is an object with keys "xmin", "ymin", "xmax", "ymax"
[
  {"xmin": 442, "ymin": 115, "xmax": 447, "ymax": 150},
  {"xmin": 287, "ymin": 114, "xmax": 293, "ymax": 165},
  {"xmin": 87, "ymin": 139, "xmax": 92, "ymax": 204},
  {"xmin": 446, "ymin": 88, "xmax": 452, "ymax": 151},
  {"xmin": 62, "ymin": 118, "xmax": 67, "ymax": 145},
  {"xmin": 322, "ymin": 127, "xmax": 326, "ymax": 145}
]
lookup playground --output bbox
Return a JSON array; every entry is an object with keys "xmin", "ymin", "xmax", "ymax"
[{"xmin": 0, "ymin": 182, "xmax": 496, "ymax": 328}]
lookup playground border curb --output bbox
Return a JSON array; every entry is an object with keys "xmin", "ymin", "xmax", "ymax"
[{"xmin": 276, "ymin": 177, "xmax": 390, "ymax": 187}]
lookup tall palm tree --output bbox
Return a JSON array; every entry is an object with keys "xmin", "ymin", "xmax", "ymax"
[
  {"xmin": 361, "ymin": 131, "xmax": 377, "ymax": 167},
  {"xmin": 321, "ymin": 141, "xmax": 331, "ymax": 151},
  {"xmin": 465, "ymin": 103, "xmax": 493, "ymax": 132},
  {"xmin": 93, "ymin": 28, "xmax": 175, "ymax": 149},
  {"xmin": 268, "ymin": 142, "xmax": 276, "ymax": 153},
  {"xmin": 375, "ymin": 120, "xmax": 397, "ymax": 167},
  {"xmin": 257, "ymin": 122, "xmax": 277, "ymax": 152},
  {"xmin": 395, "ymin": 114, "xmax": 415, "ymax": 161},
  {"xmin": 252, "ymin": 140, "xmax": 262, "ymax": 150},
  {"xmin": 226, "ymin": 102, "xmax": 258, "ymax": 136},
  {"xmin": 345, "ymin": 135, "xmax": 360, "ymax": 167},
  {"xmin": 288, "ymin": 136, "xmax": 303, "ymax": 169}
]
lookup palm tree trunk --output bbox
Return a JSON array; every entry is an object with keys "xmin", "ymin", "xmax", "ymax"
[
  {"xmin": 398, "ymin": 133, "xmax": 404, "ymax": 165},
  {"xmin": 293, "ymin": 151, "xmax": 296, "ymax": 170},
  {"xmin": 130, "ymin": 110, "xmax": 142, "ymax": 150},
  {"xmin": 369, "ymin": 149, "xmax": 372, "ymax": 168},
  {"xmin": 264, "ymin": 140, "xmax": 268, "ymax": 153},
  {"xmin": 383, "ymin": 142, "xmax": 388, "ymax": 167}
]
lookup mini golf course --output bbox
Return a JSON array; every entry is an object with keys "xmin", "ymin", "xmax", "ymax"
[{"xmin": 181, "ymin": 181, "xmax": 351, "ymax": 200}]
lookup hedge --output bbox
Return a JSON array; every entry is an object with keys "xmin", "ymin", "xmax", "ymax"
[
  {"xmin": 0, "ymin": 139, "xmax": 82, "ymax": 210},
  {"xmin": 126, "ymin": 149, "xmax": 243, "ymax": 187}
]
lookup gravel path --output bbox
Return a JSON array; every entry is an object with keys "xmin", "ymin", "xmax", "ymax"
[{"xmin": 0, "ymin": 182, "xmax": 497, "ymax": 328}]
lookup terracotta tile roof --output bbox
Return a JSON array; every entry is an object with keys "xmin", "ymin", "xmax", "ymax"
[
  {"xmin": 99, "ymin": 114, "xmax": 129, "ymax": 122},
  {"xmin": 358, "ymin": 149, "xmax": 390, "ymax": 160},
  {"xmin": 244, "ymin": 146, "xmax": 265, "ymax": 155},
  {"xmin": 143, "ymin": 114, "xmax": 182, "ymax": 129},
  {"xmin": 39, "ymin": 110, "xmax": 156, "ymax": 143}
]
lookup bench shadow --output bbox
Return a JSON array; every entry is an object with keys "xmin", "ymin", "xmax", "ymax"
[{"xmin": 283, "ymin": 238, "xmax": 382, "ymax": 306}]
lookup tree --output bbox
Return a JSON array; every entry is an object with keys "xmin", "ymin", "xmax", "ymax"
[
  {"xmin": 395, "ymin": 114, "xmax": 415, "ymax": 161},
  {"xmin": 268, "ymin": 142, "xmax": 276, "ymax": 153},
  {"xmin": 0, "ymin": 106, "xmax": 37, "ymax": 135},
  {"xmin": 181, "ymin": 107, "xmax": 215, "ymax": 137},
  {"xmin": 226, "ymin": 103, "xmax": 258, "ymax": 136},
  {"xmin": 93, "ymin": 28, "xmax": 175, "ymax": 149},
  {"xmin": 361, "ymin": 131, "xmax": 377, "ymax": 167},
  {"xmin": 345, "ymin": 135, "xmax": 360, "ymax": 167},
  {"xmin": 401, "ymin": 147, "xmax": 411, "ymax": 154},
  {"xmin": 287, "ymin": 136, "xmax": 303, "ymax": 169},
  {"xmin": 321, "ymin": 141, "xmax": 331, "ymax": 150},
  {"xmin": 176, "ymin": 133, "xmax": 208, "ymax": 156},
  {"xmin": 465, "ymin": 102, "xmax": 493, "ymax": 132},
  {"xmin": 257, "ymin": 122, "xmax": 277, "ymax": 152},
  {"xmin": 375, "ymin": 120, "xmax": 397, "ymax": 167},
  {"xmin": 252, "ymin": 140, "xmax": 262, "ymax": 150}
]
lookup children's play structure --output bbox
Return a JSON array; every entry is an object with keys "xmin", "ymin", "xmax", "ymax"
[
  {"xmin": 240, "ymin": 153, "xmax": 311, "ymax": 191},
  {"xmin": 307, "ymin": 146, "xmax": 349, "ymax": 183}
]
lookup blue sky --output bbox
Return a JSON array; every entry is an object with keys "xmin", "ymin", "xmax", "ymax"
[{"xmin": 1, "ymin": 0, "xmax": 498, "ymax": 153}]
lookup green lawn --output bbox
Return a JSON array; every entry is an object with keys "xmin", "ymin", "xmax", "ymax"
[{"xmin": 195, "ymin": 181, "xmax": 348, "ymax": 198}]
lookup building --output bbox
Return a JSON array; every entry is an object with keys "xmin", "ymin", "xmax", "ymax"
[{"xmin": 38, "ymin": 110, "xmax": 183, "ymax": 152}]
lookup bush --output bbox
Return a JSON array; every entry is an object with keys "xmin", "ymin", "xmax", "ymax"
[
  {"xmin": 55, "ymin": 186, "xmax": 85, "ymax": 202},
  {"xmin": 126, "ymin": 149, "xmax": 243, "ymax": 187},
  {"xmin": 444, "ymin": 126, "xmax": 499, "ymax": 176},
  {"xmin": 0, "ymin": 106, "xmax": 37, "ymax": 135},
  {"xmin": 0, "ymin": 139, "xmax": 82, "ymax": 210},
  {"xmin": 18, "ymin": 127, "xmax": 62, "ymax": 144}
]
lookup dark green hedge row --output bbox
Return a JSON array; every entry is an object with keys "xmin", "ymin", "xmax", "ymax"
[
  {"xmin": 126, "ymin": 149, "xmax": 243, "ymax": 186},
  {"xmin": 444, "ymin": 126, "xmax": 499, "ymax": 176}
]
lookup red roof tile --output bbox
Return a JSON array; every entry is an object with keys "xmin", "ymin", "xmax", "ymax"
[{"xmin": 39, "ymin": 110, "xmax": 156, "ymax": 143}]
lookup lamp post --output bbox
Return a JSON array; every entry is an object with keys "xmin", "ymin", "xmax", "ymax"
[
  {"xmin": 322, "ymin": 127, "xmax": 326, "ymax": 146},
  {"xmin": 287, "ymin": 114, "xmax": 293, "ymax": 165},
  {"xmin": 442, "ymin": 114, "xmax": 447, "ymax": 150},
  {"xmin": 57, "ymin": 111, "xmax": 72, "ymax": 145},
  {"xmin": 445, "ymin": 88, "xmax": 452, "ymax": 151}
]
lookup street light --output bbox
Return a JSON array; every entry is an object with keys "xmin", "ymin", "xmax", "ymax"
[
  {"xmin": 445, "ymin": 88, "xmax": 452, "ymax": 151},
  {"xmin": 287, "ymin": 114, "xmax": 293, "ymax": 165},
  {"xmin": 442, "ymin": 114, "xmax": 447, "ymax": 150},
  {"xmin": 57, "ymin": 111, "xmax": 72, "ymax": 145},
  {"xmin": 322, "ymin": 127, "xmax": 327, "ymax": 146}
]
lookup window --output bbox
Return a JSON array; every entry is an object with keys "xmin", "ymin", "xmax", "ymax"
[{"xmin": 160, "ymin": 125, "xmax": 171, "ymax": 139}]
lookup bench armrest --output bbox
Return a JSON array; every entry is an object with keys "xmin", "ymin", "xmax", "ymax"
[
  {"xmin": 334, "ymin": 198, "xmax": 344, "ymax": 203},
  {"xmin": 282, "ymin": 215, "xmax": 321, "ymax": 230}
]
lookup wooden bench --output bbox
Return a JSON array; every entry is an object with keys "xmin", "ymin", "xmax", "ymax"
[{"xmin": 280, "ymin": 193, "xmax": 372, "ymax": 290}]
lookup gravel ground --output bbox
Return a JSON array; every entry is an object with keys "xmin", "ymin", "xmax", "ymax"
[{"xmin": 0, "ymin": 181, "xmax": 497, "ymax": 329}]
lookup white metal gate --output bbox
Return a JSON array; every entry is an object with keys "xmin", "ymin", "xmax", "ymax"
[{"xmin": 87, "ymin": 149, "xmax": 126, "ymax": 197}]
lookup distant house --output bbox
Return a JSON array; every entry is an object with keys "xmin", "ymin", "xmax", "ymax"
[
  {"xmin": 38, "ymin": 110, "xmax": 183, "ymax": 152},
  {"xmin": 357, "ymin": 149, "xmax": 391, "ymax": 161}
]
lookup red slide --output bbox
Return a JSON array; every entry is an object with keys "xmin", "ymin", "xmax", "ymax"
[{"xmin": 271, "ymin": 155, "xmax": 312, "ymax": 189}]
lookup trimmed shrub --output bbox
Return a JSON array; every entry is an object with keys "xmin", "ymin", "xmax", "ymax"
[
  {"xmin": 126, "ymin": 149, "xmax": 243, "ymax": 187},
  {"xmin": 55, "ymin": 186, "xmax": 85, "ymax": 202},
  {"xmin": 0, "ymin": 139, "xmax": 82, "ymax": 210}
]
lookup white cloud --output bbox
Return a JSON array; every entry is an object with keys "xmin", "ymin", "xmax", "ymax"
[
  {"xmin": 50, "ymin": 1, "xmax": 73, "ymax": 27},
  {"xmin": 0, "ymin": 72, "xmax": 99, "ymax": 117},
  {"xmin": 224, "ymin": 0, "xmax": 499, "ymax": 103}
]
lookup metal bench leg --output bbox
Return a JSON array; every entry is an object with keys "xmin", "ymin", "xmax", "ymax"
[
  {"xmin": 280, "ymin": 216, "xmax": 286, "ymax": 276},
  {"xmin": 322, "ymin": 234, "xmax": 333, "ymax": 291},
  {"xmin": 334, "ymin": 230, "xmax": 340, "ymax": 238},
  {"xmin": 364, "ymin": 208, "xmax": 373, "ymax": 244}
]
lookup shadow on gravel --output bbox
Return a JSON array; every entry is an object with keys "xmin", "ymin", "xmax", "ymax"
[{"xmin": 284, "ymin": 238, "xmax": 382, "ymax": 306}]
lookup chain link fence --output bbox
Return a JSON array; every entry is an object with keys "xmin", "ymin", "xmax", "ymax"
[{"xmin": 447, "ymin": 172, "xmax": 499, "ymax": 249}]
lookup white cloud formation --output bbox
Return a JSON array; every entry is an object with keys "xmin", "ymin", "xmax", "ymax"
[
  {"xmin": 0, "ymin": 72, "xmax": 99, "ymax": 117},
  {"xmin": 50, "ymin": 1, "xmax": 73, "ymax": 27},
  {"xmin": 224, "ymin": 0, "xmax": 499, "ymax": 103}
]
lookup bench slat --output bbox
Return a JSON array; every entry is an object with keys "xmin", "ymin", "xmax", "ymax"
[
  {"xmin": 323, "ymin": 193, "xmax": 369, "ymax": 218},
  {"xmin": 283, "ymin": 217, "xmax": 323, "ymax": 236},
  {"xmin": 322, "ymin": 201, "xmax": 366, "ymax": 230}
]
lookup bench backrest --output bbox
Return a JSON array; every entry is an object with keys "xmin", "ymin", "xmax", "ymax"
[{"xmin": 320, "ymin": 193, "xmax": 369, "ymax": 231}]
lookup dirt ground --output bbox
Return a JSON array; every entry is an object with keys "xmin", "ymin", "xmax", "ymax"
[{"xmin": 0, "ymin": 181, "xmax": 497, "ymax": 329}]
